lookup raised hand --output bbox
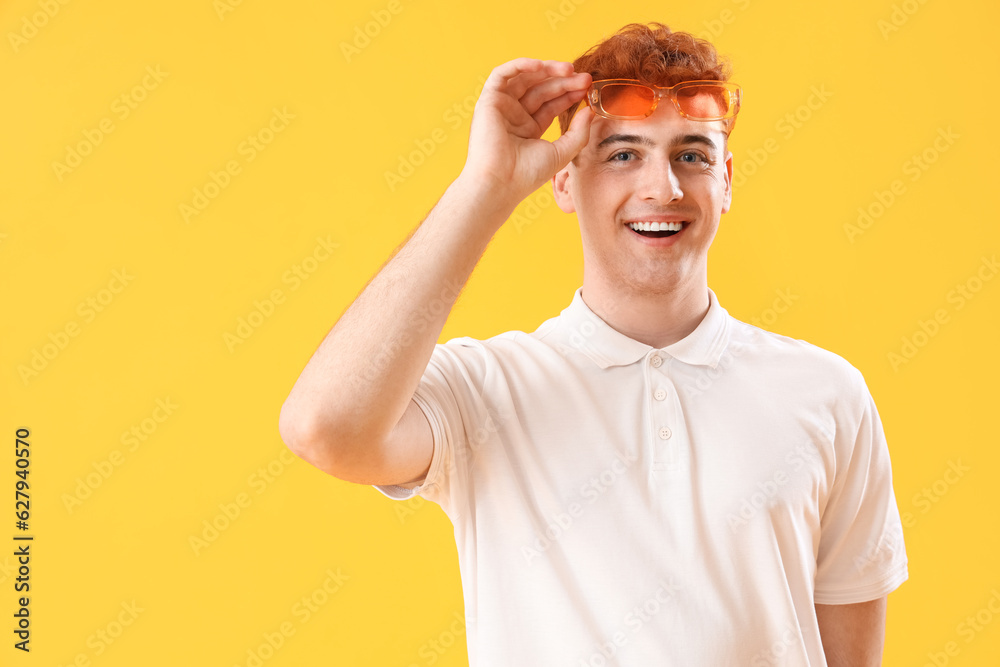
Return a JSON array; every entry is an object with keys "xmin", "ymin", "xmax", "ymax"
[{"xmin": 457, "ymin": 58, "xmax": 595, "ymax": 211}]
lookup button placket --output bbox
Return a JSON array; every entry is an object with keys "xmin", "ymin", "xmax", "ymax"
[{"xmin": 647, "ymin": 351, "xmax": 677, "ymax": 473}]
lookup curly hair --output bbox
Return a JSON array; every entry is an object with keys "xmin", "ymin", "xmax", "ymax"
[{"xmin": 558, "ymin": 23, "xmax": 734, "ymax": 135}]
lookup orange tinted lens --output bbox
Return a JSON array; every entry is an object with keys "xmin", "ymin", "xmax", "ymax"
[
  {"xmin": 675, "ymin": 85, "xmax": 731, "ymax": 119},
  {"xmin": 599, "ymin": 84, "xmax": 655, "ymax": 117}
]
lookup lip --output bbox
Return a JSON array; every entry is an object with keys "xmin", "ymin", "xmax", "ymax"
[
  {"xmin": 624, "ymin": 220, "xmax": 688, "ymax": 247},
  {"xmin": 623, "ymin": 216, "xmax": 688, "ymax": 223}
]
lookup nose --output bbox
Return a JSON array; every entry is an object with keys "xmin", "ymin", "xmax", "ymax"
[{"xmin": 637, "ymin": 156, "xmax": 683, "ymax": 204}]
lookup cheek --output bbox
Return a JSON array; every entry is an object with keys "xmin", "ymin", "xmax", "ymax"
[
  {"xmin": 684, "ymin": 167, "xmax": 729, "ymax": 201},
  {"xmin": 709, "ymin": 169, "xmax": 728, "ymax": 189},
  {"xmin": 577, "ymin": 179, "xmax": 622, "ymax": 214}
]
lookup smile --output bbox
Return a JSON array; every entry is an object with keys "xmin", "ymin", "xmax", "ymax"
[
  {"xmin": 626, "ymin": 221, "xmax": 685, "ymax": 238},
  {"xmin": 625, "ymin": 220, "xmax": 688, "ymax": 245}
]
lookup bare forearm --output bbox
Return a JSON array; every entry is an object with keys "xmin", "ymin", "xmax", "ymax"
[
  {"xmin": 280, "ymin": 58, "xmax": 594, "ymax": 469},
  {"xmin": 279, "ymin": 176, "xmax": 513, "ymax": 453},
  {"xmin": 815, "ymin": 598, "xmax": 887, "ymax": 666}
]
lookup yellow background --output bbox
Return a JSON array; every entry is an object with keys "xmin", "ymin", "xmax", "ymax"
[{"xmin": 2, "ymin": 0, "xmax": 998, "ymax": 664}]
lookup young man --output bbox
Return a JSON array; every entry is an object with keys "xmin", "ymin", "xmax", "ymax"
[{"xmin": 279, "ymin": 23, "xmax": 908, "ymax": 666}]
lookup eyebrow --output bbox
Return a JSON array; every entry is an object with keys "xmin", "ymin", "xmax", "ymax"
[{"xmin": 596, "ymin": 132, "xmax": 720, "ymax": 154}]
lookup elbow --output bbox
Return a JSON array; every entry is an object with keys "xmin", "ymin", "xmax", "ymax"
[
  {"xmin": 278, "ymin": 400, "xmax": 360, "ymax": 479},
  {"xmin": 278, "ymin": 400, "xmax": 328, "ymax": 468},
  {"xmin": 278, "ymin": 398, "xmax": 308, "ymax": 455}
]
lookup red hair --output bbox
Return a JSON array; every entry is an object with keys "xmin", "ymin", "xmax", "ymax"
[{"xmin": 558, "ymin": 22, "xmax": 734, "ymax": 135}]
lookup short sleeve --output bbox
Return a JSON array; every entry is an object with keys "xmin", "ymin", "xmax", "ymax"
[
  {"xmin": 813, "ymin": 371, "xmax": 909, "ymax": 604},
  {"xmin": 372, "ymin": 337, "xmax": 492, "ymax": 520}
]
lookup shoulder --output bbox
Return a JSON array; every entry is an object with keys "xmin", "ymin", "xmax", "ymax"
[
  {"xmin": 430, "ymin": 328, "xmax": 539, "ymax": 371},
  {"xmin": 727, "ymin": 317, "xmax": 868, "ymax": 399},
  {"xmin": 436, "ymin": 328, "xmax": 530, "ymax": 355},
  {"xmin": 427, "ymin": 317, "xmax": 583, "ymax": 390}
]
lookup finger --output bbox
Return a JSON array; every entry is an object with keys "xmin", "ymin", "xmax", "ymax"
[
  {"xmin": 550, "ymin": 105, "xmax": 595, "ymax": 170},
  {"xmin": 520, "ymin": 72, "xmax": 591, "ymax": 116},
  {"xmin": 491, "ymin": 93, "xmax": 543, "ymax": 138},
  {"xmin": 529, "ymin": 86, "xmax": 588, "ymax": 131},
  {"xmin": 506, "ymin": 60, "xmax": 579, "ymax": 100},
  {"xmin": 487, "ymin": 58, "xmax": 575, "ymax": 100}
]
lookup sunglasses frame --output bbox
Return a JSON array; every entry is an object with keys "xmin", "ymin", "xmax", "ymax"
[{"xmin": 584, "ymin": 79, "xmax": 742, "ymax": 132}]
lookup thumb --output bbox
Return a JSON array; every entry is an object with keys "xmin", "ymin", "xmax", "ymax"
[{"xmin": 549, "ymin": 106, "xmax": 594, "ymax": 172}]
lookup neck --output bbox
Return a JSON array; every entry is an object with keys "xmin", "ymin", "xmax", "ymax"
[{"xmin": 580, "ymin": 272, "xmax": 710, "ymax": 349}]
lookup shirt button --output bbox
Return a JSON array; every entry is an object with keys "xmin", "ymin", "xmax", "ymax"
[
  {"xmin": 658, "ymin": 427, "xmax": 672, "ymax": 440},
  {"xmin": 654, "ymin": 389, "xmax": 667, "ymax": 401},
  {"xmin": 650, "ymin": 355, "xmax": 663, "ymax": 368}
]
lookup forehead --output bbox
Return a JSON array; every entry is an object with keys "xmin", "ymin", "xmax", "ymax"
[{"xmin": 589, "ymin": 105, "xmax": 727, "ymax": 153}]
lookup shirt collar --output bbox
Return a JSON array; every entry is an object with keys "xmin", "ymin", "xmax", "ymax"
[{"xmin": 549, "ymin": 286, "xmax": 732, "ymax": 369}]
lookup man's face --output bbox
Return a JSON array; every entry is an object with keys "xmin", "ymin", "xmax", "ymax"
[{"xmin": 552, "ymin": 101, "xmax": 733, "ymax": 297}]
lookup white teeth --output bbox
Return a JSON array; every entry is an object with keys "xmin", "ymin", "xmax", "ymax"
[{"xmin": 627, "ymin": 222, "xmax": 683, "ymax": 232}]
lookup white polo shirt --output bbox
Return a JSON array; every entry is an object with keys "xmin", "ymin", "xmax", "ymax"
[{"xmin": 375, "ymin": 287, "xmax": 908, "ymax": 666}]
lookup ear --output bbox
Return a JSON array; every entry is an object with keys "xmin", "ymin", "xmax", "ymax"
[
  {"xmin": 552, "ymin": 164, "xmax": 576, "ymax": 214},
  {"xmin": 721, "ymin": 149, "xmax": 733, "ymax": 214}
]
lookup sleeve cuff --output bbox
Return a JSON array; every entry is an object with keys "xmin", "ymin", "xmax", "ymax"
[
  {"xmin": 373, "ymin": 483, "xmax": 421, "ymax": 500},
  {"xmin": 370, "ymin": 385, "xmax": 446, "ymax": 503},
  {"xmin": 814, "ymin": 560, "xmax": 909, "ymax": 604}
]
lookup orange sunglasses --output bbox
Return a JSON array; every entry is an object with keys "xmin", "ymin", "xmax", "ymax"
[{"xmin": 575, "ymin": 79, "xmax": 743, "ymax": 134}]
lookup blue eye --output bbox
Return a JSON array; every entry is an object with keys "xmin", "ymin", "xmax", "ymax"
[
  {"xmin": 609, "ymin": 150, "xmax": 634, "ymax": 162},
  {"xmin": 679, "ymin": 152, "xmax": 703, "ymax": 162}
]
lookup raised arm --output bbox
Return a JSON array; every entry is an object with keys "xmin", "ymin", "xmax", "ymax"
[{"xmin": 278, "ymin": 58, "xmax": 595, "ymax": 486}]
